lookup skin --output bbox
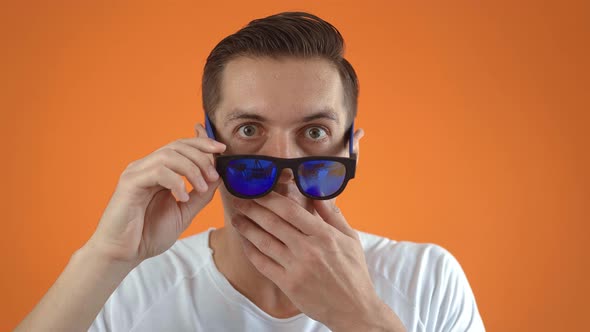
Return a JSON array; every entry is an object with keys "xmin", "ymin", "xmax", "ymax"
[
  {"xmin": 14, "ymin": 56, "xmax": 405, "ymax": 331},
  {"xmin": 211, "ymin": 55, "xmax": 354, "ymax": 318},
  {"xmin": 209, "ymin": 56, "xmax": 405, "ymax": 330}
]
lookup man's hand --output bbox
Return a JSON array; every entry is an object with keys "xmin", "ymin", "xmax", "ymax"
[
  {"xmin": 232, "ymin": 192, "xmax": 406, "ymax": 331},
  {"xmin": 89, "ymin": 124, "xmax": 225, "ymax": 264}
]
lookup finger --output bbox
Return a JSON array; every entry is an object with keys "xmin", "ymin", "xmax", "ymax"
[
  {"xmin": 253, "ymin": 191, "xmax": 329, "ymax": 236},
  {"xmin": 129, "ymin": 164, "xmax": 190, "ymax": 202},
  {"xmin": 236, "ymin": 225, "xmax": 287, "ymax": 283},
  {"xmin": 177, "ymin": 177, "xmax": 222, "ymax": 228},
  {"xmin": 233, "ymin": 214, "xmax": 294, "ymax": 268},
  {"xmin": 164, "ymin": 141, "xmax": 220, "ymax": 183},
  {"xmin": 233, "ymin": 198, "xmax": 303, "ymax": 251},
  {"xmin": 130, "ymin": 137, "xmax": 224, "ymax": 175},
  {"xmin": 312, "ymin": 199, "xmax": 358, "ymax": 239},
  {"xmin": 160, "ymin": 148, "xmax": 213, "ymax": 194},
  {"xmin": 175, "ymin": 136, "xmax": 226, "ymax": 155},
  {"xmin": 133, "ymin": 148, "xmax": 209, "ymax": 194}
]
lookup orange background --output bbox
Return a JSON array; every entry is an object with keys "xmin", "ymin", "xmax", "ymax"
[{"xmin": 1, "ymin": 1, "xmax": 588, "ymax": 331}]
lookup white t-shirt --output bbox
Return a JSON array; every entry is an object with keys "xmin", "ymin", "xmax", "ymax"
[{"xmin": 89, "ymin": 227, "xmax": 485, "ymax": 331}]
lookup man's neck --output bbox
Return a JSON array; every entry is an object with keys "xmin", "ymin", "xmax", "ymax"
[{"xmin": 209, "ymin": 226, "xmax": 302, "ymax": 319}]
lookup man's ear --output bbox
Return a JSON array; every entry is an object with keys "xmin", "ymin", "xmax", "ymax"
[
  {"xmin": 352, "ymin": 128, "xmax": 365, "ymax": 165},
  {"xmin": 194, "ymin": 123, "xmax": 207, "ymax": 138}
]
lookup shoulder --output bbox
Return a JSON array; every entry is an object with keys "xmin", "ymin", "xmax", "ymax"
[
  {"xmin": 356, "ymin": 229, "xmax": 455, "ymax": 303},
  {"xmin": 356, "ymin": 229, "xmax": 454, "ymax": 279},
  {"xmin": 354, "ymin": 229, "xmax": 485, "ymax": 331},
  {"xmin": 90, "ymin": 229, "xmax": 215, "ymax": 331}
]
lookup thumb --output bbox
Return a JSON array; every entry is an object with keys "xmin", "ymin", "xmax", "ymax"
[{"xmin": 178, "ymin": 177, "xmax": 222, "ymax": 229}]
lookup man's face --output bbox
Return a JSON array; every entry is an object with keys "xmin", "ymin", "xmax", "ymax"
[{"xmin": 212, "ymin": 56, "xmax": 352, "ymax": 215}]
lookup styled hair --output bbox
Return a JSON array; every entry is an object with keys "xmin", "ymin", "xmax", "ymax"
[{"xmin": 202, "ymin": 11, "xmax": 359, "ymax": 126}]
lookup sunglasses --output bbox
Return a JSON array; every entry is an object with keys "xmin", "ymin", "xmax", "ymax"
[{"xmin": 204, "ymin": 114, "xmax": 357, "ymax": 200}]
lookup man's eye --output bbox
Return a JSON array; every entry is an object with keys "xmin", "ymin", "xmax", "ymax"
[
  {"xmin": 305, "ymin": 127, "xmax": 328, "ymax": 140},
  {"xmin": 237, "ymin": 124, "xmax": 258, "ymax": 137}
]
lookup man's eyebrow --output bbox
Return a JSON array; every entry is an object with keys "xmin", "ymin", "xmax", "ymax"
[
  {"xmin": 301, "ymin": 110, "xmax": 339, "ymax": 124},
  {"xmin": 224, "ymin": 111, "xmax": 268, "ymax": 126},
  {"xmin": 223, "ymin": 109, "xmax": 340, "ymax": 126}
]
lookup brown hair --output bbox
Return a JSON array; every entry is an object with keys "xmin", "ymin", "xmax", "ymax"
[{"xmin": 202, "ymin": 11, "xmax": 359, "ymax": 126}]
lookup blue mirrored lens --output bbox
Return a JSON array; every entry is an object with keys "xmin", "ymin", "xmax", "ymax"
[
  {"xmin": 226, "ymin": 158, "xmax": 277, "ymax": 196},
  {"xmin": 298, "ymin": 160, "xmax": 346, "ymax": 197}
]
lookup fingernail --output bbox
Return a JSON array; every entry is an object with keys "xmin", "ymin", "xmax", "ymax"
[
  {"xmin": 196, "ymin": 177, "xmax": 208, "ymax": 192},
  {"xmin": 208, "ymin": 165, "xmax": 219, "ymax": 180},
  {"xmin": 180, "ymin": 191, "xmax": 190, "ymax": 202}
]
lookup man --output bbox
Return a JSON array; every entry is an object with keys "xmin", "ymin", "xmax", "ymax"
[{"xmin": 16, "ymin": 12, "xmax": 485, "ymax": 331}]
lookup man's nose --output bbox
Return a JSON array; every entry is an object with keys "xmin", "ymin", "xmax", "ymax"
[
  {"xmin": 277, "ymin": 168, "xmax": 295, "ymax": 183},
  {"xmin": 260, "ymin": 133, "xmax": 299, "ymax": 184},
  {"xmin": 260, "ymin": 132, "xmax": 297, "ymax": 158}
]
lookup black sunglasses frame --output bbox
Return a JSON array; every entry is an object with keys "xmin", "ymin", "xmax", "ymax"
[
  {"xmin": 204, "ymin": 113, "xmax": 357, "ymax": 200},
  {"xmin": 215, "ymin": 155, "xmax": 356, "ymax": 200}
]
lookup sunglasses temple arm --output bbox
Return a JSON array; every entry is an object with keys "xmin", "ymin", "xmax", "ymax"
[{"xmin": 205, "ymin": 113, "xmax": 217, "ymax": 140}]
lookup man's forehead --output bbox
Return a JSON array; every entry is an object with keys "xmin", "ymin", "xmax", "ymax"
[
  {"xmin": 216, "ymin": 56, "xmax": 347, "ymax": 126},
  {"xmin": 223, "ymin": 56, "xmax": 338, "ymax": 80}
]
